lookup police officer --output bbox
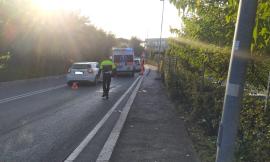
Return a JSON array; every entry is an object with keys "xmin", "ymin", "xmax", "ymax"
[{"xmin": 98, "ymin": 58, "xmax": 116, "ymax": 99}]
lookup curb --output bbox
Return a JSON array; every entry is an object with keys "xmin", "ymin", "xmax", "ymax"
[{"xmin": 96, "ymin": 74, "xmax": 144, "ymax": 162}]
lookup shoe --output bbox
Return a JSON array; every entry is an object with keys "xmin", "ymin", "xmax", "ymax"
[
  {"xmin": 102, "ymin": 93, "xmax": 106, "ymax": 97},
  {"xmin": 106, "ymin": 95, "xmax": 109, "ymax": 100}
]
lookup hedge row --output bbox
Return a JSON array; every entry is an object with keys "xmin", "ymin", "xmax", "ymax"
[{"xmin": 161, "ymin": 38, "xmax": 270, "ymax": 162}]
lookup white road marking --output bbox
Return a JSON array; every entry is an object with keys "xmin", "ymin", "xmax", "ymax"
[
  {"xmin": 0, "ymin": 84, "xmax": 66, "ymax": 104},
  {"xmin": 96, "ymin": 76, "xmax": 143, "ymax": 162},
  {"xmin": 64, "ymin": 76, "xmax": 141, "ymax": 162}
]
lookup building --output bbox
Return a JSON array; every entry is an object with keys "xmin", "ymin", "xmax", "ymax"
[{"xmin": 145, "ymin": 38, "xmax": 168, "ymax": 53}]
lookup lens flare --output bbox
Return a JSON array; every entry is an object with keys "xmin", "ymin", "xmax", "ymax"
[{"xmin": 32, "ymin": 0, "xmax": 64, "ymax": 12}]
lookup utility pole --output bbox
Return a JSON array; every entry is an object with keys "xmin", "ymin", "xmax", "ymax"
[
  {"xmin": 264, "ymin": 71, "xmax": 270, "ymax": 111},
  {"xmin": 216, "ymin": 0, "xmax": 257, "ymax": 162},
  {"xmin": 157, "ymin": 0, "xmax": 165, "ymax": 72}
]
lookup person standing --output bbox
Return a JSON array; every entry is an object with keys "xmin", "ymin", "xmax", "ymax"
[{"xmin": 98, "ymin": 58, "xmax": 116, "ymax": 99}]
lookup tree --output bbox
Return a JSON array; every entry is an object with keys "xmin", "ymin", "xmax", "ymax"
[
  {"xmin": 167, "ymin": 0, "xmax": 270, "ymax": 161},
  {"xmin": 0, "ymin": 0, "xmax": 118, "ymax": 81},
  {"xmin": 170, "ymin": 0, "xmax": 234, "ymax": 47},
  {"xmin": 129, "ymin": 37, "xmax": 144, "ymax": 57}
]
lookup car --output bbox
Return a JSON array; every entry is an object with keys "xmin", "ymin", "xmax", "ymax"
[
  {"xmin": 66, "ymin": 62, "xmax": 102, "ymax": 86},
  {"xmin": 133, "ymin": 58, "xmax": 141, "ymax": 72}
]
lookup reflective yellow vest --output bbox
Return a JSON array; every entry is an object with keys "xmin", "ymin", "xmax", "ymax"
[{"xmin": 100, "ymin": 60, "xmax": 116, "ymax": 74}]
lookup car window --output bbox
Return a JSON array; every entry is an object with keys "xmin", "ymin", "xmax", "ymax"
[
  {"xmin": 71, "ymin": 64, "xmax": 91, "ymax": 69},
  {"xmin": 134, "ymin": 60, "xmax": 140, "ymax": 65},
  {"xmin": 126, "ymin": 55, "xmax": 133, "ymax": 62},
  {"xmin": 113, "ymin": 55, "xmax": 121, "ymax": 63}
]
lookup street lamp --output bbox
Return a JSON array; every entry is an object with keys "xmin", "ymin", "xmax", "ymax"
[{"xmin": 157, "ymin": 0, "xmax": 165, "ymax": 73}]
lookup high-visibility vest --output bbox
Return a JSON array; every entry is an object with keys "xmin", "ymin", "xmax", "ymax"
[{"xmin": 100, "ymin": 60, "xmax": 116, "ymax": 74}]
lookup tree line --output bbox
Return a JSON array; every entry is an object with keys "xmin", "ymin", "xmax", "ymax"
[{"xmin": 0, "ymin": 0, "xmax": 144, "ymax": 82}]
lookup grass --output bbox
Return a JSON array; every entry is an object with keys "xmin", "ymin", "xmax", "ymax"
[{"xmin": 175, "ymin": 104, "xmax": 217, "ymax": 162}]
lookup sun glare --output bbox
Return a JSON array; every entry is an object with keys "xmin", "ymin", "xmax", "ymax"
[
  {"xmin": 30, "ymin": 0, "xmax": 181, "ymax": 39},
  {"xmin": 32, "ymin": 0, "xmax": 65, "ymax": 12}
]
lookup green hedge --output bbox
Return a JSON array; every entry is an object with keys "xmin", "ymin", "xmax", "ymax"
[{"xmin": 162, "ymin": 38, "xmax": 270, "ymax": 162}]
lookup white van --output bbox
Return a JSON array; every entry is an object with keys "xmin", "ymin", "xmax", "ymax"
[{"xmin": 112, "ymin": 48, "xmax": 135, "ymax": 76}]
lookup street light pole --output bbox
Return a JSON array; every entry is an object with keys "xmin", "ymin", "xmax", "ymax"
[
  {"xmin": 264, "ymin": 71, "xmax": 270, "ymax": 111},
  {"xmin": 157, "ymin": 0, "xmax": 165, "ymax": 72},
  {"xmin": 216, "ymin": 0, "xmax": 258, "ymax": 161}
]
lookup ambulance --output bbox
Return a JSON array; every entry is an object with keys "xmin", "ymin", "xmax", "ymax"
[{"xmin": 112, "ymin": 48, "xmax": 135, "ymax": 76}]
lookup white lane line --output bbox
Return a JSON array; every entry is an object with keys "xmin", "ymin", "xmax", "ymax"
[
  {"xmin": 0, "ymin": 84, "xmax": 66, "ymax": 104},
  {"xmin": 64, "ymin": 76, "xmax": 141, "ymax": 162},
  {"xmin": 96, "ymin": 76, "xmax": 143, "ymax": 162}
]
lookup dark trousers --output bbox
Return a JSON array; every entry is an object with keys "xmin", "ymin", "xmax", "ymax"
[{"xmin": 103, "ymin": 74, "xmax": 111, "ymax": 96}]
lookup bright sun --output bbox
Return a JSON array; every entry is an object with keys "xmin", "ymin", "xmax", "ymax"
[{"xmin": 32, "ymin": 0, "xmax": 65, "ymax": 12}]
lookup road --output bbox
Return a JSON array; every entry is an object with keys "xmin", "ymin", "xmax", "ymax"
[{"xmin": 0, "ymin": 74, "xmax": 141, "ymax": 162}]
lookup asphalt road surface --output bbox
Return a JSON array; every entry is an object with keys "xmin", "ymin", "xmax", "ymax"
[{"xmin": 0, "ymin": 74, "xmax": 140, "ymax": 162}]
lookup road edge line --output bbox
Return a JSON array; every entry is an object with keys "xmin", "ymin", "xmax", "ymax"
[
  {"xmin": 96, "ymin": 76, "xmax": 144, "ymax": 162},
  {"xmin": 0, "ymin": 84, "xmax": 66, "ymax": 104},
  {"xmin": 0, "ymin": 75, "xmax": 65, "ymax": 86},
  {"xmin": 64, "ymin": 76, "xmax": 141, "ymax": 162}
]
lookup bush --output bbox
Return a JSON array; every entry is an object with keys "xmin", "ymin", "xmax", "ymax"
[{"xmin": 163, "ymin": 38, "xmax": 270, "ymax": 162}]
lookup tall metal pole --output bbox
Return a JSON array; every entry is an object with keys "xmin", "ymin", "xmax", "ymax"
[
  {"xmin": 264, "ymin": 71, "xmax": 270, "ymax": 112},
  {"xmin": 157, "ymin": 0, "xmax": 165, "ymax": 72},
  {"xmin": 216, "ymin": 0, "xmax": 257, "ymax": 162}
]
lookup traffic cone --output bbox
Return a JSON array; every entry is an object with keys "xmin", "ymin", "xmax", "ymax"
[{"xmin": 72, "ymin": 82, "xmax": 79, "ymax": 89}]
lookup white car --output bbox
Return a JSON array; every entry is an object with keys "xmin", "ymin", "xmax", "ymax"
[{"xmin": 66, "ymin": 62, "xmax": 102, "ymax": 86}]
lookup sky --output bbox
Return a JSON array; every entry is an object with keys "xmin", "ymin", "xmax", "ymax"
[{"xmin": 33, "ymin": 0, "xmax": 182, "ymax": 40}]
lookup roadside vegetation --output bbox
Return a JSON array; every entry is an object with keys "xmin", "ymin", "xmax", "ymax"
[
  {"xmin": 161, "ymin": 0, "xmax": 270, "ymax": 161},
  {"xmin": 0, "ymin": 0, "xmax": 143, "ymax": 82}
]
